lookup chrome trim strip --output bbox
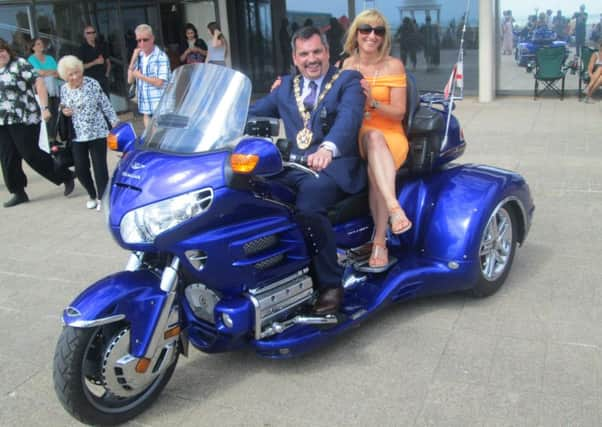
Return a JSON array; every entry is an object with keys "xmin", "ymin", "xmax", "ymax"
[
  {"xmin": 145, "ymin": 257, "xmax": 180, "ymax": 358},
  {"xmin": 493, "ymin": 195, "xmax": 529, "ymax": 243},
  {"xmin": 67, "ymin": 314, "xmax": 126, "ymax": 328},
  {"xmin": 248, "ymin": 268, "xmax": 309, "ymax": 295},
  {"xmin": 125, "ymin": 251, "xmax": 143, "ymax": 271},
  {"xmin": 248, "ymin": 293, "xmax": 262, "ymax": 340}
]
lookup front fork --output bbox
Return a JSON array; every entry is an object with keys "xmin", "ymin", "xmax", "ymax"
[{"xmin": 128, "ymin": 254, "xmax": 187, "ymax": 362}]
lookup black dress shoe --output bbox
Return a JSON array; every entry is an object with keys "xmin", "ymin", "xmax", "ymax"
[
  {"xmin": 3, "ymin": 191, "xmax": 29, "ymax": 208},
  {"xmin": 314, "ymin": 288, "xmax": 343, "ymax": 315},
  {"xmin": 63, "ymin": 176, "xmax": 75, "ymax": 196}
]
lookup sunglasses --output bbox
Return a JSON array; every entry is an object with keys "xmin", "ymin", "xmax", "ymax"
[
  {"xmin": 136, "ymin": 38, "xmax": 150, "ymax": 43},
  {"xmin": 85, "ymin": 31, "xmax": 96, "ymax": 35},
  {"xmin": 357, "ymin": 25, "xmax": 386, "ymax": 37}
]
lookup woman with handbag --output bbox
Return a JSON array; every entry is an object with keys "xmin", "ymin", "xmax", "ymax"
[
  {"xmin": 0, "ymin": 38, "xmax": 75, "ymax": 208},
  {"xmin": 58, "ymin": 55, "xmax": 118, "ymax": 210}
]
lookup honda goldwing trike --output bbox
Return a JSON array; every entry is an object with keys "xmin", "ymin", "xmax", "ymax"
[{"xmin": 53, "ymin": 64, "xmax": 534, "ymax": 425}]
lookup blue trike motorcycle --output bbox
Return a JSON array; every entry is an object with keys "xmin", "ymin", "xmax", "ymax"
[
  {"xmin": 53, "ymin": 64, "xmax": 534, "ymax": 425},
  {"xmin": 515, "ymin": 27, "xmax": 568, "ymax": 67}
]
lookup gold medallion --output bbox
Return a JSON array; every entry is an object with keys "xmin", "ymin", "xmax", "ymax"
[
  {"xmin": 292, "ymin": 72, "xmax": 341, "ymax": 150},
  {"xmin": 296, "ymin": 128, "xmax": 313, "ymax": 149}
]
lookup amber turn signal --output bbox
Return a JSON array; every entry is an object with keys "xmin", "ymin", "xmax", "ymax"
[
  {"xmin": 107, "ymin": 133, "xmax": 118, "ymax": 151},
  {"xmin": 163, "ymin": 326, "xmax": 181, "ymax": 340},
  {"xmin": 135, "ymin": 357, "xmax": 151, "ymax": 373},
  {"xmin": 230, "ymin": 153, "xmax": 259, "ymax": 173}
]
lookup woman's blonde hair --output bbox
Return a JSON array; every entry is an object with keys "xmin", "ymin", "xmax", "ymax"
[
  {"xmin": 57, "ymin": 55, "xmax": 84, "ymax": 80},
  {"xmin": 342, "ymin": 9, "xmax": 391, "ymax": 61}
]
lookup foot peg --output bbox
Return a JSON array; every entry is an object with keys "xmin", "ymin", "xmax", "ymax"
[
  {"xmin": 353, "ymin": 255, "xmax": 397, "ymax": 273},
  {"xmin": 261, "ymin": 314, "xmax": 339, "ymax": 338}
]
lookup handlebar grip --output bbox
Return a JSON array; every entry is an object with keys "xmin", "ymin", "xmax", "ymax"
[{"xmin": 288, "ymin": 153, "xmax": 308, "ymax": 167}]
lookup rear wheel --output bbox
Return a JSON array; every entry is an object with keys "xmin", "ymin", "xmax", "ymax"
[
  {"xmin": 53, "ymin": 324, "xmax": 178, "ymax": 425},
  {"xmin": 471, "ymin": 204, "xmax": 517, "ymax": 298}
]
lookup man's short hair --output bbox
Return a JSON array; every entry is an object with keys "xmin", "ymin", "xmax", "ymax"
[
  {"xmin": 291, "ymin": 26, "xmax": 328, "ymax": 55},
  {"xmin": 135, "ymin": 24, "xmax": 154, "ymax": 37}
]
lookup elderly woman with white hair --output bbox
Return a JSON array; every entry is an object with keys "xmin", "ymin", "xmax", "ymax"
[{"xmin": 58, "ymin": 55, "xmax": 118, "ymax": 210}]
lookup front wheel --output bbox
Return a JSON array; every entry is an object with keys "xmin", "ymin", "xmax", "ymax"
[
  {"xmin": 53, "ymin": 324, "xmax": 178, "ymax": 425},
  {"xmin": 470, "ymin": 204, "xmax": 517, "ymax": 298}
]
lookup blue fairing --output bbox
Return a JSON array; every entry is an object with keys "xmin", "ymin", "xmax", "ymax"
[{"xmin": 62, "ymin": 270, "xmax": 166, "ymax": 357}]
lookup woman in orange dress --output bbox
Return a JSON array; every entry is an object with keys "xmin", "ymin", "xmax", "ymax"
[{"xmin": 339, "ymin": 9, "xmax": 411, "ymax": 269}]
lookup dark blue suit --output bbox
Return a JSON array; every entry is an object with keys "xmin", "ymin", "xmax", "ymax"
[{"xmin": 249, "ymin": 66, "xmax": 367, "ymax": 290}]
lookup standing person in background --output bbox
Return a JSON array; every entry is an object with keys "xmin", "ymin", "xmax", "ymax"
[
  {"xmin": 553, "ymin": 10, "xmax": 567, "ymax": 40},
  {"xmin": 279, "ymin": 17, "xmax": 292, "ymax": 74},
  {"xmin": 574, "ymin": 5, "xmax": 588, "ymax": 56},
  {"xmin": 78, "ymin": 25, "xmax": 111, "ymax": 96},
  {"xmin": 206, "ymin": 22, "xmax": 228, "ymax": 66},
  {"xmin": 28, "ymin": 37, "xmax": 60, "ymax": 144},
  {"xmin": 178, "ymin": 23, "xmax": 207, "ymax": 65},
  {"xmin": 127, "ymin": 24, "xmax": 171, "ymax": 128},
  {"xmin": 422, "ymin": 16, "xmax": 436, "ymax": 71},
  {"xmin": 0, "ymin": 38, "xmax": 74, "ymax": 208},
  {"xmin": 501, "ymin": 14, "xmax": 514, "ymax": 55},
  {"xmin": 397, "ymin": 17, "xmax": 418, "ymax": 70},
  {"xmin": 326, "ymin": 17, "xmax": 344, "ymax": 65},
  {"xmin": 58, "ymin": 55, "xmax": 118, "ymax": 210}
]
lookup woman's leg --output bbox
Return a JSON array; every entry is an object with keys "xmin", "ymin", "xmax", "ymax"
[
  {"xmin": 11, "ymin": 123, "xmax": 69, "ymax": 185},
  {"xmin": 72, "ymin": 141, "xmax": 97, "ymax": 199},
  {"xmin": 0, "ymin": 125, "xmax": 28, "ymax": 195},
  {"xmin": 88, "ymin": 138, "xmax": 109, "ymax": 200},
  {"xmin": 362, "ymin": 130, "xmax": 411, "ymax": 234},
  {"xmin": 590, "ymin": 72, "xmax": 602, "ymax": 96},
  {"xmin": 367, "ymin": 165, "xmax": 388, "ymax": 245},
  {"xmin": 586, "ymin": 67, "xmax": 602, "ymax": 96},
  {"xmin": 362, "ymin": 130, "xmax": 399, "ymax": 210}
]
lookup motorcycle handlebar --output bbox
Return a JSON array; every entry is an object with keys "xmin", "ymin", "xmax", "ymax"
[{"xmin": 276, "ymin": 139, "xmax": 318, "ymax": 178}]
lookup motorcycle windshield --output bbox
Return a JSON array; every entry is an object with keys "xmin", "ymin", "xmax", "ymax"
[{"xmin": 141, "ymin": 63, "xmax": 252, "ymax": 154}]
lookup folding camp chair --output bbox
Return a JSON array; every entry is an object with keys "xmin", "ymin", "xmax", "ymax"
[
  {"xmin": 533, "ymin": 46, "xmax": 567, "ymax": 100},
  {"xmin": 578, "ymin": 46, "xmax": 596, "ymax": 100}
]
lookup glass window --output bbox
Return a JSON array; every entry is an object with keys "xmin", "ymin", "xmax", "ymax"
[
  {"xmin": 355, "ymin": 0, "xmax": 478, "ymax": 95},
  {"xmin": 283, "ymin": 0, "xmax": 478, "ymax": 95},
  {"xmin": 0, "ymin": 4, "xmax": 33, "ymax": 57},
  {"xmin": 285, "ymin": 0, "xmax": 349, "ymax": 68},
  {"xmin": 35, "ymin": 2, "xmax": 87, "ymax": 57},
  {"xmin": 497, "ymin": 1, "xmax": 598, "ymax": 94}
]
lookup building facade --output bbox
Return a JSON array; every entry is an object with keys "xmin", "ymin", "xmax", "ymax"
[{"xmin": 1, "ymin": 0, "xmax": 598, "ymax": 108}]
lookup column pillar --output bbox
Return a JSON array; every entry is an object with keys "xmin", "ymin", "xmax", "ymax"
[{"xmin": 478, "ymin": 0, "xmax": 495, "ymax": 102}]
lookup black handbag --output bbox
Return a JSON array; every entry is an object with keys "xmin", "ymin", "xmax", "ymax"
[{"xmin": 52, "ymin": 112, "xmax": 75, "ymax": 169}]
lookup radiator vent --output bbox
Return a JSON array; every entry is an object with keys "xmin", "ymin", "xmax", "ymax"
[
  {"xmin": 254, "ymin": 254, "xmax": 285, "ymax": 270},
  {"xmin": 244, "ymin": 234, "xmax": 279, "ymax": 256}
]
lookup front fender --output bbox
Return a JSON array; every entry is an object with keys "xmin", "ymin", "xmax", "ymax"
[
  {"xmin": 62, "ymin": 270, "xmax": 167, "ymax": 357},
  {"xmin": 420, "ymin": 164, "xmax": 533, "ymax": 268}
]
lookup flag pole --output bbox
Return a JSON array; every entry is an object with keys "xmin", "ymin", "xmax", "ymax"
[{"xmin": 442, "ymin": 0, "xmax": 471, "ymax": 149}]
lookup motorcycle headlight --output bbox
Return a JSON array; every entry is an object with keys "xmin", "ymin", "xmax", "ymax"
[{"xmin": 120, "ymin": 188, "xmax": 214, "ymax": 244}]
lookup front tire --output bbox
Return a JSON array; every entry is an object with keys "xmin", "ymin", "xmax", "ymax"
[
  {"xmin": 470, "ymin": 204, "xmax": 517, "ymax": 298},
  {"xmin": 53, "ymin": 324, "xmax": 178, "ymax": 425}
]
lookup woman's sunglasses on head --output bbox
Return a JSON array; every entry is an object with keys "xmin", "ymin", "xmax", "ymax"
[{"xmin": 357, "ymin": 25, "xmax": 386, "ymax": 37}]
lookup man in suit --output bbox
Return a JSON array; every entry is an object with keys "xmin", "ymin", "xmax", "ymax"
[{"xmin": 249, "ymin": 26, "xmax": 366, "ymax": 314}]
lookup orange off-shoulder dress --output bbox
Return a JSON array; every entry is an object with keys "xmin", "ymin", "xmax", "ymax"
[{"xmin": 358, "ymin": 73, "xmax": 409, "ymax": 169}]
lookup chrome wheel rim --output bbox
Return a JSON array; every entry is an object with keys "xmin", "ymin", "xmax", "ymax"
[
  {"xmin": 81, "ymin": 326, "xmax": 176, "ymax": 414},
  {"xmin": 479, "ymin": 206, "xmax": 513, "ymax": 282}
]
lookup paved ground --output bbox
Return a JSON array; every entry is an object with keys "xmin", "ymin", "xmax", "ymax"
[{"xmin": 1, "ymin": 96, "xmax": 601, "ymax": 426}]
